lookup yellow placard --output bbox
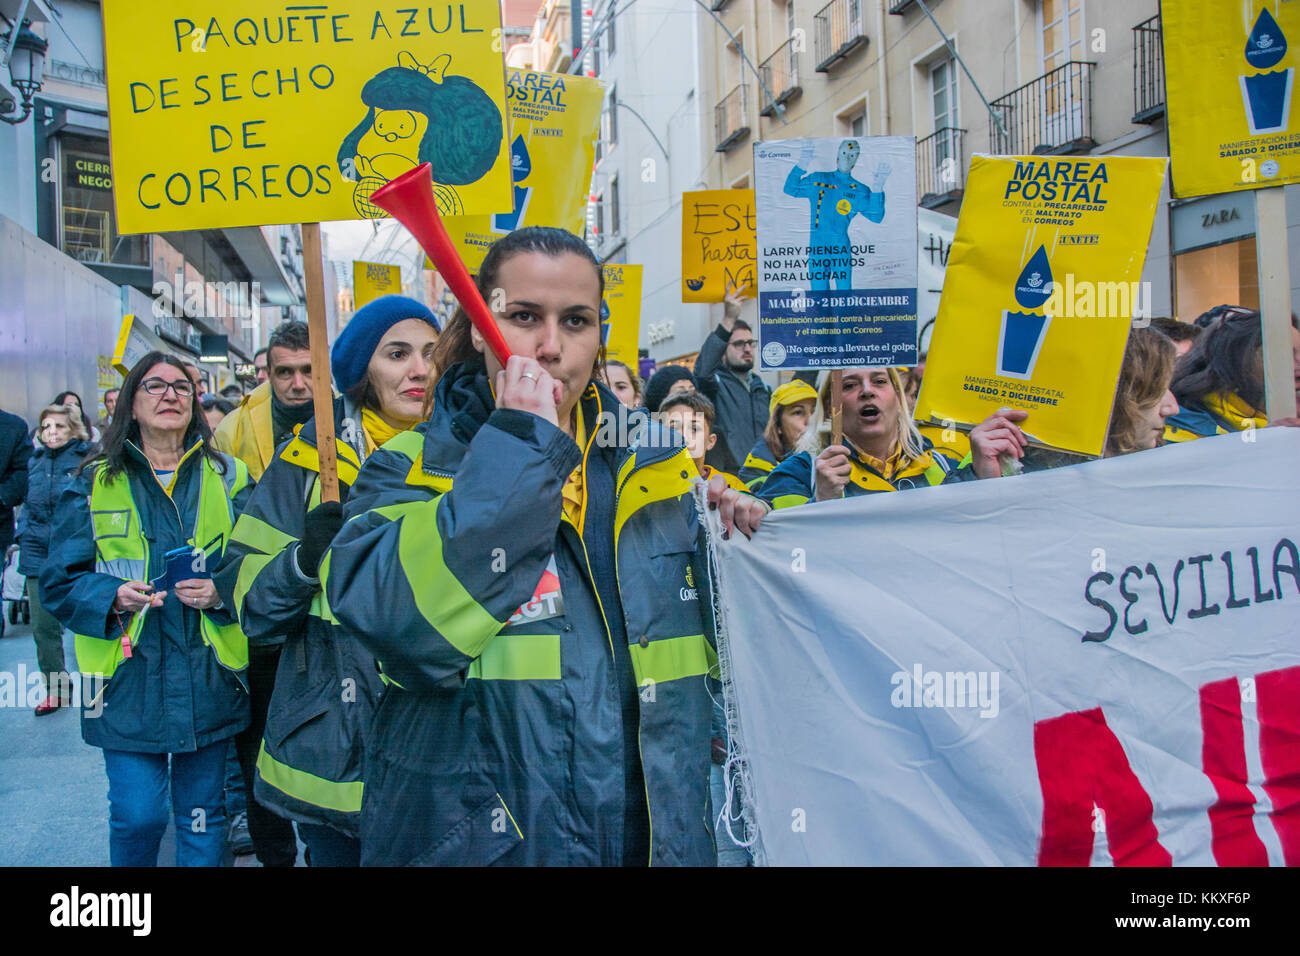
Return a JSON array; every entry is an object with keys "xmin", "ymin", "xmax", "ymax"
[
  {"xmin": 102, "ymin": 1, "xmax": 512, "ymax": 234},
  {"xmin": 915, "ymin": 154, "xmax": 1167, "ymax": 457},
  {"xmin": 603, "ymin": 264, "xmax": 642, "ymax": 365},
  {"xmin": 681, "ymin": 189, "xmax": 756, "ymax": 302},
  {"xmin": 112, "ymin": 313, "xmax": 135, "ymax": 376},
  {"xmin": 1163, "ymin": 1, "xmax": 1300, "ymax": 197},
  {"xmin": 353, "ymin": 260, "xmax": 402, "ymax": 307},
  {"xmin": 436, "ymin": 70, "xmax": 604, "ymax": 273}
]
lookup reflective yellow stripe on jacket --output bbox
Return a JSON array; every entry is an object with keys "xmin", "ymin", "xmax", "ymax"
[{"xmin": 75, "ymin": 453, "xmax": 250, "ymax": 679}]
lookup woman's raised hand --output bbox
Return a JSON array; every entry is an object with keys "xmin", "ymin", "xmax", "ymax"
[
  {"xmin": 813, "ymin": 445, "xmax": 853, "ymax": 501},
  {"xmin": 968, "ymin": 407, "xmax": 1029, "ymax": 479},
  {"xmin": 496, "ymin": 355, "xmax": 562, "ymax": 429}
]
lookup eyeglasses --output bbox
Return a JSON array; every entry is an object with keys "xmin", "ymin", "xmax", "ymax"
[
  {"xmin": 731, "ymin": 339, "xmax": 756, "ymax": 350},
  {"xmin": 141, "ymin": 377, "xmax": 195, "ymax": 398}
]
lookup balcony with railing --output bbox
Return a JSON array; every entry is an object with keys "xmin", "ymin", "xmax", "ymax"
[
  {"xmin": 916, "ymin": 127, "xmax": 965, "ymax": 208},
  {"xmin": 759, "ymin": 37, "xmax": 803, "ymax": 116},
  {"xmin": 814, "ymin": 0, "xmax": 868, "ymax": 73},
  {"xmin": 715, "ymin": 84, "xmax": 750, "ymax": 151},
  {"xmin": 989, "ymin": 61, "xmax": 1095, "ymax": 155},
  {"xmin": 1132, "ymin": 14, "xmax": 1164, "ymax": 124}
]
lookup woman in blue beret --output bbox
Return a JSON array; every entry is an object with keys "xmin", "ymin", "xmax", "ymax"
[{"xmin": 215, "ymin": 294, "xmax": 439, "ymax": 866}]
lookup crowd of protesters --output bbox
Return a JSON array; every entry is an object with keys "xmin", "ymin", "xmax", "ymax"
[{"xmin": 2, "ymin": 225, "xmax": 1299, "ymax": 868}]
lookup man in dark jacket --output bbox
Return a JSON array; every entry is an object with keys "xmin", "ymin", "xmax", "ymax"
[
  {"xmin": 0, "ymin": 407, "xmax": 31, "ymax": 639},
  {"xmin": 693, "ymin": 294, "xmax": 771, "ymax": 473}
]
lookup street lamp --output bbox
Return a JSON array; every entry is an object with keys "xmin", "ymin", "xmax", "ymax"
[{"xmin": 1, "ymin": 21, "xmax": 48, "ymax": 126}]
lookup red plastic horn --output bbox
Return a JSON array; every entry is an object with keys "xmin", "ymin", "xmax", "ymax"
[{"xmin": 369, "ymin": 163, "xmax": 512, "ymax": 365}]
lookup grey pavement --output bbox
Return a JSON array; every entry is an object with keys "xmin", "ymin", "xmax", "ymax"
[
  {"xmin": 0, "ymin": 616, "xmax": 107, "ymax": 865},
  {"xmin": 0, "ymin": 610, "xmax": 290, "ymax": 866}
]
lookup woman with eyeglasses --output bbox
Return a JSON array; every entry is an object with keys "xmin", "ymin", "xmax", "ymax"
[
  {"xmin": 42, "ymin": 352, "xmax": 254, "ymax": 866},
  {"xmin": 1164, "ymin": 308, "xmax": 1300, "ymax": 441}
]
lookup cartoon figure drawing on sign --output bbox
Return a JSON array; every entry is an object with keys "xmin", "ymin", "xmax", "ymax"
[
  {"xmin": 783, "ymin": 139, "xmax": 890, "ymax": 291},
  {"xmin": 338, "ymin": 52, "xmax": 504, "ymax": 218}
]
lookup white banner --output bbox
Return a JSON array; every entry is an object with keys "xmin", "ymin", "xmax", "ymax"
[{"xmin": 705, "ymin": 429, "xmax": 1300, "ymax": 865}]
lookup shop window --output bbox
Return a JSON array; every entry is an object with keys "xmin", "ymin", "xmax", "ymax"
[
  {"xmin": 1174, "ymin": 238, "xmax": 1260, "ymax": 322},
  {"xmin": 59, "ymin": 135, "xmax": 148, "ymax": 268}
]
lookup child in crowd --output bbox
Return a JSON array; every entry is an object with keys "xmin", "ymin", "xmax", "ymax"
[{"xmin": 658, "ymin": 391, "xmax": 747, "ymax": 490}]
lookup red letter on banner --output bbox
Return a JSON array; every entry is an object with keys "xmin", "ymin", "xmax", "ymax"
[
  {"xmin": 1035, "ymin": 707, "xmax": 1172, "ymax": 866},
  {"xmin": 1257, "ymin": 665, "xmax": 1300, "ymax": 865},
  {"xmin": 1199, "ymin": 676, "xmax": 1268, "ymax": 865}
]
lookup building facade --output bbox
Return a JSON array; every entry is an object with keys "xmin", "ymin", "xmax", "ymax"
[{"xmin": 699, "ymin": 0, "xmax": 1300, "ymax": 341}]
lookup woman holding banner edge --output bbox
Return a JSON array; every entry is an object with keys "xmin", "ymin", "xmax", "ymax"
[{"xmin": 324, "ymin": 226, "xmax": 744, "ymax": 865}]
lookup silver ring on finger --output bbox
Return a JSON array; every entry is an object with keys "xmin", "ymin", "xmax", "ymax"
[{"xmin": 520, "ymin": 372, "xmax": 538, "ymax": 384}]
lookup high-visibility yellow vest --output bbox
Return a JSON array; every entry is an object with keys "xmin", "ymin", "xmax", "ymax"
[{"xmin": 76, "ymin": 450, "xmax": 250, "ymax": 679}]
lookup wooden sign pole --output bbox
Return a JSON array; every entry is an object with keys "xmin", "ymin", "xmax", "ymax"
[
  {"xmin": 301, "ymin": 222, "xmax": 340, "ymax": 504},
  {"xmin": 830, "ymin": 369, "xmax": 844, "ymax": 447},
  {"xmin": 1255, "ymin": 186, "xmax": 1298, "ymax": 422}
]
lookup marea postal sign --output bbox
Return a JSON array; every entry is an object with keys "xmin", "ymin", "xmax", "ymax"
[
  {"xmin": 915, "ymin": 154, "xmax": 1167, "ymax": 458},
  {"xmin": 754, "ymin": 136, "xmax": 918, "ymax": 372},
  {"xmin": 102, "ymin": 1, "xmax": 513, "ymax": 233},
  {"xmin": 437, "ymin": 70, "xmax": 605, "ymax": 273},
  {"xmin": 602, "ymin": 264, "xmax": 642, "ymax": 367},
  {"xmin": 1162, "ymin": 0, "xmax": 1300, "ymax": 197}
]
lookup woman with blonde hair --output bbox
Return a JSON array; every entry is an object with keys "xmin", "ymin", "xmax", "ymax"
[
  {"xmin": 15, "ymin": 403, "xmax": 94, "ymax": 714},
  {"xmin": 757, "ymin": 366, "xmax": 958, "ymax": 509}
]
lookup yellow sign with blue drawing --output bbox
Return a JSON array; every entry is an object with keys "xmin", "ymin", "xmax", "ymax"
[
  {"xmin": 102, "ymin": 1, "xmax": 512, "ymax": 233},
  {"xmin": 353, "ymin": 260, "xmax": 402, "ymax": 307},
  {"xmin": 914, "ymin": 154, "xmax": 1167, "ymax": 458},
  {"xmin": 437, "ymin": 70, "xmax": 604, "ymax": 273},
  {"xmin": 1162, "ymin": 1, "xmax": 1300, "ymax": 197},
  {"xmin": 602, "ymin": 264, "xmax": 642, "ymax": 366}
]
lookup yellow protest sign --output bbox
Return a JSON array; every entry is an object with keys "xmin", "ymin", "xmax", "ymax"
[
  {"xmin": 102, "ymin": 1, "xmax": 512, "ymax": 234},
  {"xmin": 112, "ymin": 314, "xmax": 136, "ymax": 376},
  {"xmin": 681, "ymin": 189, "xmax": 756, "ymax": 302},
  {"xmin": 353, "ymin": 260, "xmax": 402, "ymax": 307},
  {"xmin": 915, "ymin": 154, "xmax": 1167, "ymax": 457},
  {"xmin": 1163, "ymin": 1, "xmax": 1300, "ymax": 197},
  {"xmin": 603, "ymin": 264, "xmax": 642, "ymax": 365},
  {"xmin": 437, "ymin": 70, "xmax": 604, "ymax": 273}
]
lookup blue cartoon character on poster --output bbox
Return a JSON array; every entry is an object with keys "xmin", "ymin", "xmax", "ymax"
[
  {"xmin": 783, "ymin": 140, "xmax": 890, "ymax": 291},
  {"xmin": 339, "ymin": 52, "xmax": 504, "ymax": 218}
]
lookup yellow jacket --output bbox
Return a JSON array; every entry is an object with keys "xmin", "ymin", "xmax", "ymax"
[{"xmin": 213, "ymin": 382, "xmax": 275, "ymax": 480}]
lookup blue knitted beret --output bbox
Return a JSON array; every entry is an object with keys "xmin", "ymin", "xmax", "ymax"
[{"xmin": 331, "ymin": 294, "xmax": 440, "ymax": 392}]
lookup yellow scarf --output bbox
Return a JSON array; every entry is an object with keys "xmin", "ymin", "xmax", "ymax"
[
  {"xmin": 561, "ymin": 409, "xmax": 588, "ymax": 533},
  {"xmin": 1201, "ymin": 391, "xmax": 1267, "ymax": 432},
  {"xmin": 361, "ymin": 407, "xmax": 412, "ymax": 455}
]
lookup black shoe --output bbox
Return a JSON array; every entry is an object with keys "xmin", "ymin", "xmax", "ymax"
[{"xmin": 227, "ymin": 811, "xmax": 255, "ymax": 855}]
